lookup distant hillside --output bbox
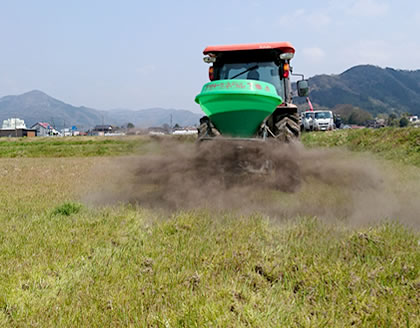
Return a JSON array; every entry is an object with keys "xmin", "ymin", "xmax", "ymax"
[
  {"xmin": 0, "ymin": 90, "xmax": 201, "ymax": 130},
  {"xmin": 0, "ymin": 90, "xmax": 111, "ymax": 130},
  {"xmin": 298, "ymin": 65, "xmax": 420, "ymax": 116},
  {"xmin": 7, "ymin": 65, "xmax": 419, "ymax": 130}
]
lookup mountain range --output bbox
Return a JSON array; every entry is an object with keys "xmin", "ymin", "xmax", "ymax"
[
  {"xmin": 1, "ymin": 64, "xmax": 420, "ymax": 130},
  {"xmin": 0, "ymin": 90, "xmax": 202, "ymax": 130},
  {"xmin": 297, "ymin": 65, "xmax": 420, "ymax": 115}
]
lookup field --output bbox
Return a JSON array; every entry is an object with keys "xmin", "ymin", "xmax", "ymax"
[
  {"xmin": 0, "ymin": 131, "xmax": 419, "ymax": 327},
  {"xmin": 302, "ymin": 127, "xmax": 420, "ymax": 167}
]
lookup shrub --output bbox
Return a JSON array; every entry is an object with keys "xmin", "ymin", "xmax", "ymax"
[{"xmin": 399, "ymin": 117, "xmax": 409, "ymax": 127}]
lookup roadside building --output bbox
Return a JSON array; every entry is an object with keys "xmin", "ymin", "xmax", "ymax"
[
  {"xmin": 2, "ymin": 118, "xmax": 27, "ymax": 129},
  {"xmin": 70, "ymin": 126, "xmax": 80, "ymax": 136},
  {"xmin": 30, "ymin": 122, "xmax": 61, "ymax": 136},
  {"xmin": 172, "ymin": 127, "xmax": 198, "ymax": 135},
  {"xmin": 409, "ymin": 115, "xmax": 418, "ymax": 123},
  {"xmin": 366, "ymin": 119, "xmax": 385, "ymax": 129},
  {"xmin": 0, "ymin": 118, "xmax": 36, "ymax": 137},
  {"xmin": 91, "ymin": 125, "xmax": 114, "ymax": 136},
  {"xmin": 60, "ymin": 126, "xmax": 81, "ymax": 136},
  {"xmin": 31, "ymin": 122, "xmax": 51, "ymax": 136},
  {"xmin": 0, "ymin": 128, "xmax": 36, "ymax": 138},
  {"xmin": 147, "ymin": 127, "xmax": 167, "ymax": 135},
  {"xmin": 408, "ymin": 116, "xmax": 420, "ymax": 127},
  {"xmin": 61, "ymin": 128, "xmax": 72, "ymax": 137}
]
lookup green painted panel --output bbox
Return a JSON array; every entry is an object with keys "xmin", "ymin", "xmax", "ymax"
[{"xmin": 195, "ymin": 80, "xmax": 282, "ymax": 137}]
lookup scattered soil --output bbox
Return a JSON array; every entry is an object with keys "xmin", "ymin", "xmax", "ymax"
[{"xmin": 85, "ymin": 138, "xmax": 420, "ymax": 227}]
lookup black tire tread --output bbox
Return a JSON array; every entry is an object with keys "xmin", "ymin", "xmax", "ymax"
[{"xmin": 274, "ymin": 113, "xmax": 301, "ymax": 142}]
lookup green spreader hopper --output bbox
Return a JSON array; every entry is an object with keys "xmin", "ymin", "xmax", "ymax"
[{"xmin": 195, "ymin": 80, "xmax": 282, "ymax": 138}]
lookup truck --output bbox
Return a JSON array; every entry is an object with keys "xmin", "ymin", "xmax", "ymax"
[
  {"xmin": 301, "ymin": 110, "xmax": 334, "ymax": 131},
  {"xmin": 301, "ymin": 111, "xmax": 315, "ymax": 131},
  {"xmin": 312, "ymin": 110, "xmax": 334, "ymax": 131}
]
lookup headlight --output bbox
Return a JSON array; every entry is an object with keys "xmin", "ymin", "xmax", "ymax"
[{"xmin": 280, "ymin": 52, "xmax": 294, "ymax": 60}]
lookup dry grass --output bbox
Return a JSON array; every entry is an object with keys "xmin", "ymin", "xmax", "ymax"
[{"xmin": 302, "ymin": 127, "xmax": 420, "ymax": 167}]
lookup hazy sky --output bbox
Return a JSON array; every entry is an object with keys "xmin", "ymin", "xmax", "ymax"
[{"xmin": 0, "ymin": 0, "xmax": 419, "ymax": 112}]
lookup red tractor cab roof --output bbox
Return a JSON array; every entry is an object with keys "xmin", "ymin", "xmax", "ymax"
[{"xmin": 203, "ymin": 42, "xmax": 295, "ymax": 55}]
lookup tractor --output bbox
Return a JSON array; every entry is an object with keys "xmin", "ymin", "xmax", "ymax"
[{"xmin": 195, "ymin": 42, "xmax": 309, "ymax": 141}]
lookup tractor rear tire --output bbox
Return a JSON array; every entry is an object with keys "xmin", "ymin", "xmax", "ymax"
[
  {"xmin": 197, "ymin": 122, "xmax": 208, "ymax": 139},
  {"xmin": 274, "ymin": 112, "xmax": 300, "ymax": 142},
  {"xmin": 198, "ymin": 116, "xmax": 220, "ymax": 139}
]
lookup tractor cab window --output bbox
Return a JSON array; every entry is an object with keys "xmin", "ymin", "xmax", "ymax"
[
  {"xmin": 217, "ymin": 62, "xmax": 285, "ymax": 99},
  {"xmin": 314, "ymin": 112, "xmax": 332, "ymax": 119}
]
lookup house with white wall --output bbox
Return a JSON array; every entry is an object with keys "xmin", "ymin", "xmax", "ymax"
[
  {"xmin": 30, "ymin": 122, "xmax": 60, "ymax": 136},
  {"xmin": 2, "ymin": 118, "xmax": 26, "ymax": 129}
]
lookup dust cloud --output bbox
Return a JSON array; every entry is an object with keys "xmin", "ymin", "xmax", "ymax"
[{"xmin": 85, "ymin": 138, "xmax": 420, "ymax": 227}]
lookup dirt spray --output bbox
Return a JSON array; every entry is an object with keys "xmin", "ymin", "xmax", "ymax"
[{"xmin": 85, "ymin": 138, "xmax": 420, "ymax": 227}]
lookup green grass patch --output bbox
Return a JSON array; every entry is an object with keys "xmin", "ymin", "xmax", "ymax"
[
  {"xmin": 301, "ymin": 127, "xmax": 420, "ymax": 167},
  {"xmin": 0, "ymin": 136, "xmax": 151, "ymax": 158},
  {"xmin": 52, "ymin": 202, "xmax": 83, "ymax": 216},
  {"xmin": 0, "ymin": 135, "xmax": 196, "ymax": 158}
]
